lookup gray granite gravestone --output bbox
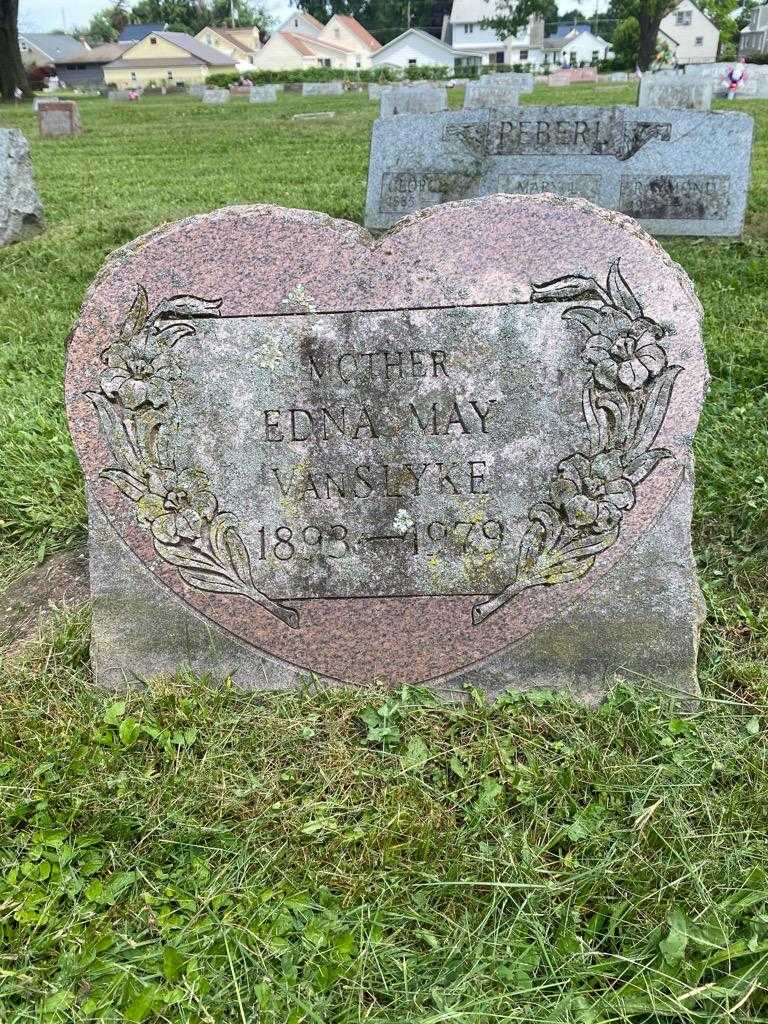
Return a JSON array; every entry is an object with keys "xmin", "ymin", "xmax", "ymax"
[
  {"xmin": 302, "ymin": 80, "xmax": 344, "ymax": 96},
  {"xmin": 380, "ymin": 86, "xmax": 448, "ymax": 117},
  {"xmin": 189, "ymin": 84, "xmax": 207, "ymax": 98},
  {"xmin": 364, "ymin": 105, "xmax": 753, "ymax": 237},
  {"xmin": 107, "ymin": 90, "xmax": 132, "ymax": 101},
  {"xmin": 202, "ymin": 88, "xmax": 230, "ymax": 104},
  {"xmin": 66, "ymin": 196, "xmax": 707, "ymax": 701},
  {"xmin": 0, "ymin": 130, "xmax": 44, "ymax": 246},
  {"xmin": 250, "ymin": 84, "xmax": 278, "ymax": 103},
  {"xmin": 464, "ymin": 79, "xmax": 521, "ymax": 109},
  {"xmin": 638, "ymin": 78, "xmax": 712, "ymax": 110},
  {"xmin": 482, "ymin": 71, "xmax": 533, "ymax": 93},
  {"xmin": 685, "ymin": 62, "xmax": 768, "ymax": 98}
]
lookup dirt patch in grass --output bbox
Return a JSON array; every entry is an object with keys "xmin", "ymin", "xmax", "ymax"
[{"xmin": 1, "ymin": 547, "xmax": 89, "ymax": 655}]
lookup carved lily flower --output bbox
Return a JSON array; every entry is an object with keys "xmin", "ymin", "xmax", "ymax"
[
  {"xmin": 580, "ymin": 307, "xmax": 667, "ymax": 391},
  {"xmin": 101, "ymin": 334, "xmax": 180, "ymax": 410},
  {"xmin": 137, "ymin": 468, "xmax": 217, "ymax": 545},
  {"xmin": 550, "ymin": 451, "xmax": 635, "ymax": 534}
]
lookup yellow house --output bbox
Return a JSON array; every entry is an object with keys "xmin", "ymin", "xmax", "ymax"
[
  {"xmin": 103, "ymin": 31, "xmax": 236, "ymax": 88},
  {"xmin": 252, "ymin": 30, "xmax": 357, "ymax": 70},
  {"xmin": 194, "ymin": 26, "xmax": 262, "ymax": 66},
  {"xmin": 318, "ymin": 15, "xmax": 382, "ymax": 68},
  {"xmin": 252, "ymin": 13, "xmax": 381, "ymax": 71}
]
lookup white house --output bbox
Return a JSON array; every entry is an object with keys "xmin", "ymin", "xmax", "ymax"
[
  {"xmin": 740, "ymin": 3, "xmax": 768, "ymax": 54},
  {"xmin": 543, "ymin": 26, "xmax": 612, "ymax": 67},
  {"xmin": 659, "ymin": 0, "xmax": 719, "ymax": 64},
  {"xmin": 370, "ymin": 28, "xmax": 481, "ymax": 69},
  {"xmin": 252, "ymin": 11, "xmax": 380, "ymax": 70},
  {"xmin": 445, "ymin": 0, "xmax": 544, "ymax": 66}
]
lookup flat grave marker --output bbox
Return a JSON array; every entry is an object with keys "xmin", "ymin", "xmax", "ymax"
[
  {"xmin": 202, "ymin": 88, "xmax": 230, "ymax": 104},
  {"xmin": 365, "ymin": 104, "xmax": 753, "ymax": 237},
  {"xmin": 66, "ymin": 196, "xmax": 706, "ymax": 699},
  {"xmin": 292, "ymin": 111, "xmax": 336, "ymax": 121}
]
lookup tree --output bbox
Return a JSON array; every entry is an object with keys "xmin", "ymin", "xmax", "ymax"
[
  {"xmin": 480, "ymin": 0, "xmax": 561, "ymax": 40},
  {"xmin": 607, "ymin": 0, "xmax": 676, "ymax": 70},
  {"xmin": 611, "ymin": 15, "xmax": 639, "ymax": 65},
  {"xmin": 128, "ymin": 0, "xmax": 270, "ymax": 33},
  {"xmin": 0, "ymin": 0, "xmax": 28, "ymax": 101},
  {"xmin": 76, "ymin": 2, "xmax": 130, "ymax": 45}
]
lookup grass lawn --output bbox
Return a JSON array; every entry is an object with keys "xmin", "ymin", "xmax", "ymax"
[{"xmin": 0, "ymin": 85, "xmax": 766, "ymax": 1022}]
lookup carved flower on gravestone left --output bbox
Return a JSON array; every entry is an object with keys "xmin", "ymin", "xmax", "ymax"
[
  {"xmin": 137, "ymin": 467, "xmax": 218, "ymax": 545},
  {"xmin": 100, "ymin": 334, "xmax": 181, "ymax": 410}
]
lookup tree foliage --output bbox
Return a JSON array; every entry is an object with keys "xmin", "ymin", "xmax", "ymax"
[
  {"xmin": 78, "ymin": 0, "xmax": 273, "ymax": 44},
  {"xmin": 478, "ymin": 0, "xmax": 556, "ymax": 40},
  {"xmin": 607, "ymin": 0, "xmax": 676, "ymax": 69},
  {"xmin": 291, "ymin": 0, "xmax": 450, "ymax": 44},
  {"xmin": 611, "ymin": 15, "xmax": 640, "ymax": 65}
]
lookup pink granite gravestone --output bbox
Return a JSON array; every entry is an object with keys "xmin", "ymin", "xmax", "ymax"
[
  {"xmin": 37, "ymin": 100, "xmax": 82, "ymax": 138},
  {"xmin": 65, "ymin": 196, "xmax": 707, "ymax": 700}
]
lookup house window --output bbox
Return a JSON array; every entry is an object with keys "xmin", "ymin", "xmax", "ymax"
[
  {"xmin": 294, "ymin": 18, "xmax": 299, "ymax": 26},
  {"xmin": 167, "ymin": 69, "xmax": 173, "ymax": 79},
  {"xmin": 592, "ymin": 49, "xmax": 599, "ymax": 61},
  {"xmin": 570, "ymin": 50, "xmax": 577, "ymax": 64},
  {"xmin": 131, "ymin": 71, "xmax": 137, "ymax": 80},
  {"xmin": 206, "ymin": 33, "xmax": 212, "ymax": 44},
  {"xmin": 20, "ymin": 40, "xmax": 28, "ymax": 51},
  {"xmin": 519, "ymin": 48, "xmax": 528, "ymax": 60},
  {"xmin": 318, "ymin": 58, "xmax": 331, "ymax": 67},
  {"xmin": 695, "ymin": 35, "xmax": 703, "ymax": 45},
  {"xmin": 408, "ymin": 58, "xmax": 417, "ymax": 65},
  {"xmin": 675, "ymin": 10, "xmax": 692, "ymax": 25},
  {"xmin": 356, "ymin": 58, "xmax": 361, "ymax": 67},
  {"xmin": 464, "ymin": 23, "xmax": 473, "ymax": 33},
  {"xmin": 334, "ymin": 28, "xmax": 340, "ymax": 38},
  {"xmin": 150, "ymin": 35, "xmax": 157, "ymax": 44}
]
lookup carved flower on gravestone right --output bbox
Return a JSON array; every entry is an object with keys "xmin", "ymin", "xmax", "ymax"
[
  {"xmin": 580, "ymin": 309, "xmax": 668, "ymax": 392},
  {"xmin": 550, "ymin": 450, "xmax": 636, "ymax": 534}
]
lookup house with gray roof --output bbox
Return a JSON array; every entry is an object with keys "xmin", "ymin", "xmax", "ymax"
[{"xmin": 19, "ymin": 33, "xmax": 89, "ymax": 68}]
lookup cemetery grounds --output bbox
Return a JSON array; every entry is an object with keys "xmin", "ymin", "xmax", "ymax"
[{"xmin": 0, "ymin": 83, "xmax": 766, "ymax": 1022}]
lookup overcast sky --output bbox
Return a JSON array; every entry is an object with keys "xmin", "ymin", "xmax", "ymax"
[{"xmin": 20, "ymin": 0, "xmax": 609, "ymax": 34}]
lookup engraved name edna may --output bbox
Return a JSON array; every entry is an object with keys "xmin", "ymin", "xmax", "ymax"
[{"xmin": 88, "ymin": 261, "xmax": 681, "ymax": 628}]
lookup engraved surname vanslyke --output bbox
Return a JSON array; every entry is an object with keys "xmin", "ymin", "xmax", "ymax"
[
  {"xmin": 472, "ymin": 260, "xmax": 682, "ymax": 625},
  {"xmin": 85, "ymin": 288, "xmax": 300, "ymax": 629}
]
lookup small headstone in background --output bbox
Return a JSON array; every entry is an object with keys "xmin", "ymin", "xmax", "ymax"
[
  {"xmin": 284, "ymin": 82, "xmax": 303, "ymax": 93},
  {"xmin": 548, "ymin": 67, "xmax": 598, "ymax": 85},
  {"xmin": 65, "ymin": 195, "xmax": 707, "ymax": 699},
  {"xmin": 37, "ymin": 100, "xmax": 82, "ymax": 137},
  {"xmin": 482, "ymin": 71, "xmax": 533, "ymax": 93},
  {"xmin": 33, "ymin": 96, "xmax": 60, "ymax": 111},
  {"xmin": 202, "ymin": 88, "xmax": 230, "ymax": 104},
  {"xmin": 365, "ymin": 105, "xmax": 753, "ymax": 237},
  {"xmin": 229, "ymin": 84, "xmax": 252, "ymax": 96},
  {"xmin": 107, "ymin": 90, "xmax": 132, "ymax": 101},
  {"xmin": 610, "ymin": 71, "xmax": 629, "ymax": 82},
  {"xmin": 250, "ymin": 84, "xmax": 278, "ymax": 103},
  {"xmin": 464, "ymin": 79, "xmax": 520, "ymax": 109},
  {"xmin": 189, "ymin": 84, "xmax": 207, "ymax": 98},
  {"xmin": 292, "ymin": 110, "xmax": 336, "ymax": 120},
  {"xmin": 0, "ymin": 129, "xmax": 45, "ymax": 246},
  {"xmin": 638, "ymin": 78, "xmax": 712, "ymax": 110},
  {"xmin": 301, "ymin": 80, "xmax": 344, "ymax": 96},
  {"xmin": 380, "ymin": 85, "xmax": 447, "ymax": 117}
]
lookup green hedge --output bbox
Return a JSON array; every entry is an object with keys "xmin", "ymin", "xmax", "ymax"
[{"xmin": 205, "ymin": 66, "xmax": 402, "ymax": 87}]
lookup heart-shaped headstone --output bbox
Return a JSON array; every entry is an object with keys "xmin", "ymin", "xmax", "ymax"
[{"xmin": 66, "ymin": 195, "xmax": 707, "ymax": 698}]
